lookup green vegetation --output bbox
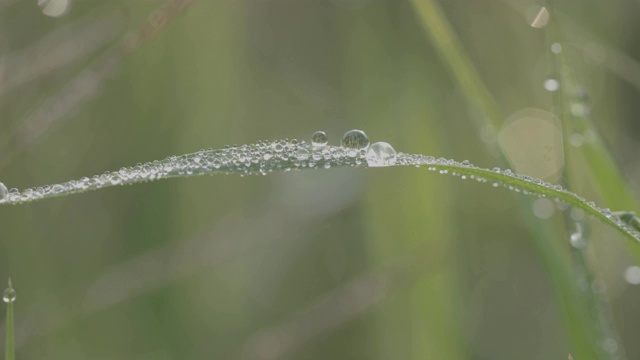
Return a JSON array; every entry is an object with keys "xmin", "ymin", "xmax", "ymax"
[{"xmin": 1, "ymin": 1, "xmax": 640, "ymax": 359}]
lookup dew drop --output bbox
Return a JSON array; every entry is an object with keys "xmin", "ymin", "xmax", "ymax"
[
  {"xmin": 3, "ymin": 286, "xmax": 16, "ymax": 304},
  {"xmin": 311, "ymin": 131, "xmax": 328, "ymax": 148},
  {"xmin": 272, "ymin": 142, "xmax": 284, "ymax": 153},
  {"xmin": 625, "ymin": 266, "xmax": 640, "ymax": 285},
  {"xmin": 544, "ymin": 77, "xmax": 560, "ymax": 92},
  {"xmin": 570, "ymin": 223, "xmax": 586, "ymax": 249},
  {"xmin": 366, "ymin": 142, "xmax": 397, "ymax": 167},
  {"xmin": 550, "ymin": 42, "xmax": 562, "ymax": 54},
  {"xmin": 341, "ymin": 129, "xmax": 370, "ymax": 151},
  {"xmin": 295, "ymin": 148, "xmax": 310, "ymax": 160},
  {"xmin": 0, "ymin": 182, "xmax": 7, "ymax": 201}
]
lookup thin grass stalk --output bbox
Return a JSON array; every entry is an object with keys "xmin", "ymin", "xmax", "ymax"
[
  {"xmin": 409, "ymin": 0, "xmax": 608, "ymax": 358},
  {"xmin": 545, "ymin": 2, "xmax": 627, "ymax": 359},
  {"xmin": 4, "ymin": 279, "xmax": 14, "ymax": 360}
]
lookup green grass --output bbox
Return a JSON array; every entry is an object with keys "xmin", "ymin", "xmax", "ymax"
[
  {"xmin": 3, "ymin": 279, "xmax": 14, "ymax": 360},
  {"xmin": 1, "ymin": 2, "xmax": 640, "ymax": 360},
  {"xmin": 2, "ymin": 138, "xmax": 638, "ymax": 247}
]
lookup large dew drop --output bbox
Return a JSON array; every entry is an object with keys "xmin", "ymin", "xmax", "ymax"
[
  {"xmin": 341, "ymin": 129, "xmax": 369, "ymax": 151},
  {"xmin": 3, "ymin": 286, "xmax": 16, "ymax": 304},
  {"xmin": 311, "ymin": 131, "xmax": 328, "ymax": 148},
  {"xmin": 366, "ymin": 142, "xmax": 397, "ymax": 167}
]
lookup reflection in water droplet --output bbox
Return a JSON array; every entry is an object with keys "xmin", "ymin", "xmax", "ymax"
[
  {"xmin": 341, "ymin": 129, "xmax": 370, "ymax": 151},
  {"xmin": 311, "ymin": 131, "xmax": 328, "ymax": 148},
  {"xmin": 38, "ymin": 0, "xmax": 71, "ymax": 17},
  {"xmin": 3, "ymin": 287, "xmax": 16, "ymax": 304},
  {"xmin": 0, "ymin": 182, "xmax": 7, "ymax": 201},
  {"xmin": 625, "ymin": 266, "xmax": 640, "ymax": 285},
  {"xmin": 530, "ymin": 6, "xmax": 550, "ymax": 28},
  {"xmin": 366, "ymin": 142, "xmax": 397, "ymax": 167},
  {"xmin": 551, "ymin": 42, "xmax": 562, "ymax": 54},
  {"xmin": 544, "ymin": 78, "xmax": 560, "ymax": 92}
]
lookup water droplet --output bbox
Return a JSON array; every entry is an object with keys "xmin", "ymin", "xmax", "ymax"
[
  {"xmin": 341, "ymin": 129, "xmax": 370, "ymax": 151},
  {"xmin": 3, "ymin": 287, "xmax": 16, "ymax": 303},
  {"xmin": 570, "ymin": 223, "xmax": 586, "ymax": 249},
  {"xmin": 0, "ymin": 182, "xmax": 7, "ymax": 201},
  {"xmin": 550, "ymin": 42, "xmax": 562, "ymax": 54},
  {"xmin": 544, "ymin": 77, "xmax": 560, "ymax": 92},
  {"xmin": 295, "ymin": 149, "xmax": 310, "ymax": 160},
  {"xmin": 625, "ymin": 266, "xmax": 640, "ymax": 285},
  {"xmin": 366, "ymin": 142, "xmax": 397, "ymax": 167},
  {"xmin": 311, "ymin": 131, "xmax": 328, "ymax": 148},
  {"xmin": 272, "ymin": 142, "xmax": 284, "ymax": 152}
]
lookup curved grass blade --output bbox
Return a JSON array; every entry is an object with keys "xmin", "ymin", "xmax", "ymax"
[{"xmin": 1, "ymin": 137, "xmax": 638, "ymax": 247}]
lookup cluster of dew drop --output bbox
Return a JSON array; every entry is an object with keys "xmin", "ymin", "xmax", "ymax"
[
  {"xmin": 0, "ymin": 128, "xmax": 638, "ymax": 244},
  {"xmin": 394, "ymin": 153, "xmax": 640, "ymax": 242},
  {"xmin": 0, "ymin": 129, "xmax": 397, "ymax": 205}
]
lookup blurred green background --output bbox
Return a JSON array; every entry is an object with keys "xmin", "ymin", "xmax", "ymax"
[{"xmin": 1, "ymin": 1, "xmax": 640, "ymax": 359}]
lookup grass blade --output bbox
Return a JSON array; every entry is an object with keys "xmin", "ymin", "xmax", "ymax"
[
  {"xmin": 408, "ymin": 0, "xmax": 634, "ymax": 358},
  {"xmin": 0, "ymin": 137, "xmax": 638, "ymax": 249},
  {"xmin": 3, "ymin": 279, "xmax": 15, "ymax": 360}
]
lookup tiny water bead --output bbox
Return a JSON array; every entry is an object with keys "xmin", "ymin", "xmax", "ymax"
[
  {"xmin": 366, "ymin": 142, "xmax": 397, "ymax": 167},
  {"xmin": 3, "ymin": 287, "xmax": 16, "ymax": 303},
  {"xmin": 341, "ymin": 129, "xmax": 370, "ymax": 151},
  {"xmin": 311, "ymin": 131, "xmax": 328, "ymax": 148}
]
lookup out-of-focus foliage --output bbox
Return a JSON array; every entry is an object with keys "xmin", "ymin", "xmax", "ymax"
[{"xmin": 1, "ymin": 1, "xmax": 640, "ymax": 359}]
